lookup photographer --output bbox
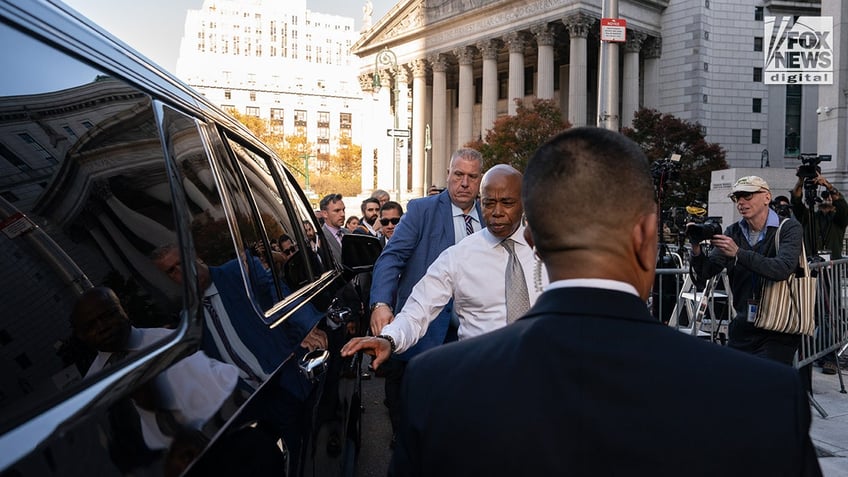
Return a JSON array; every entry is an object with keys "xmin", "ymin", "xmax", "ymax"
[
  {"xmin": 690, "ymin": 176, "xmax": 803, "ymax": 366},
  {"xmin": 791, "ymin": 171, "xmax": 848, "ymax": 374},
  {"xmin": 790, "ymin": 171, "xmax": 848, "ymax": 259}
]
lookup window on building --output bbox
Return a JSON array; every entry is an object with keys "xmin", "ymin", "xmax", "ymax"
[
  {"xmin": 249, "ymin": 91, "xmax": 256, "ymax": 102},
  {"xmin": 318, "ymin": 111, "xmax": 330, "ymax": 124},
  {"xmin": 755, "ymin": 6, "xmax": 764, "ymax": 21},
  {"xmin": 524, "ymin": 66, "xmax": 534, "ymax": 96},
  {"xmin": 703, "ymin": 62, "xmax": 709, "ymax": 72},
  {"xmin": 245, "ymin": 106, "xmax": 259, "ymax": 117},
  {"xmin": 224, "ymin": 90, "xmax": 231, "ymax": 100},
  {"xmin": 785, "ymin": 85, "xmax": 801, "ymax": 156},
  {"xmin": 754, "ymin": 37, "xmax": 763, "ymax": 52},
  {"xmin": 703, "ymin": 94, "xmax": 708, "ymax": 103},
  {"xmin": 18, "ymin": 133, "xmax": 56, "ymax": 165},
  {"xmin": 753, "ymin": 98, "xmax": 762, "ymax": 113},
  {"xmin": 270, "ymin": 108, "xmax": 284, "ymax": 135},
  {"xmin": 704, "ymin": 31, "xmax": 709, "ymax": 40},
  {"xmin": 753, "ymin": 67, "xmax": 763, "ymax": 82},
  {"xmin": 498, "ymin": 72, "xmax": 508, "ymax": 100},
  {"xmin": 752, "ymin": 129, "xmax": 761, "ymax": 144},
  {"xmin": 82, "ymin": 120, "xmax": 94, "ymax": 129}
]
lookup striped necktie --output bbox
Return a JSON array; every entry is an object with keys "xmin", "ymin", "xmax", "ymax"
[
  {"xmin": 501, "ymin": 239, "xmax": 530, "ymax": 323},
  {"xmin": 463, "ymin": 214, "xmax": 474, "ymax": 236},
  {"xmin": 202, "ymin": 296, "xmax": 262, "ymax": 384}
]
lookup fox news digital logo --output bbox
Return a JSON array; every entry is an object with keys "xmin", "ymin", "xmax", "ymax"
[{"xmin": 765, "ymin": 16, "xmax": 833, "ymax": 85}]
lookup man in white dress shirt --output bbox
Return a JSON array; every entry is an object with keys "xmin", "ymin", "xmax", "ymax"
[{"xmin": 342, "ymin": 164, "xmax": 546, "ymax": 367}]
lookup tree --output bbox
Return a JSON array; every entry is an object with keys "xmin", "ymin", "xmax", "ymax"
[
  {"xmin": 310, "ymin": 135, "xmax": 362, "ymax": 197},
  {"xmin": 465, "ymin": 98, "xmax": 570, "ymax": 172},
  {"xmin": 621, "ymin": 108, "xmax": 728, "ymax": 209}
]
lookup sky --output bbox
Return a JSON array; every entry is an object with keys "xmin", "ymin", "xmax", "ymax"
[{"xmin": 62, "ymin": 0, "xmax": 397, "ymax": 74}]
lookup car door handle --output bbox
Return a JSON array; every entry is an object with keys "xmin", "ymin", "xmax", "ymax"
[{"xmin": 299, "ymin": 348, "xmax": 330, "ymax": 383}]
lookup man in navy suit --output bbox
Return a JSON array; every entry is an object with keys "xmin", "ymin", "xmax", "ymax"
[
  {"xmin": 390, "ymin": 127, "xmax": 822, "ymax": 476},
  {"xmin": 368, "ymin": 148, "xmax": 484, "ymax": 441}
]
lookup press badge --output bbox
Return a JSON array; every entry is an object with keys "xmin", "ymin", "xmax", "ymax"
[{"xmin": 747, "ymin": 299, "xmax": 758, "ymax": 322}]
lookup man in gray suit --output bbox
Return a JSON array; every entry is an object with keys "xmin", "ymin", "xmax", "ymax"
[{"xmin": 319, "ymin": 193, "xmax": 346, "ymax": 263}]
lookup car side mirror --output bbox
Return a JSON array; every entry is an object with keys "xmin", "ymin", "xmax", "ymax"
[{"xmin": 341, "ymin": 233, "xmax": 382, "ymax": 274}]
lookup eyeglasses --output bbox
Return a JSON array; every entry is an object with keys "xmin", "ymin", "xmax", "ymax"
[
  {"xmin": 730, "ymin": 191, "xmax": 763, "ymax": 203},
  {"xmin": 282, "ymin": 244, "xmax": 298, "ymax": 255},
  {"xmin": 380, "ymin": 217, "xmax": 400, "ymax": 226}
]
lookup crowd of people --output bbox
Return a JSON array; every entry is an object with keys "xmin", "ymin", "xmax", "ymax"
[{"xmin": 69, "ymin": 126, "xmax": 830, "ymax": 476}]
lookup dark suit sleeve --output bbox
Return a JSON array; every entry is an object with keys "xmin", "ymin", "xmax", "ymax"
[
  {"xmin": 369, "ymin": 198, "xmax": 424, "ymax": 307},
  {"xmin": 796, "ymin": 377, "xmax": 824, "ymax": 477},
  {"xmin": 388, "ymin": 357, "xmax": 424, "ymax": 477}
]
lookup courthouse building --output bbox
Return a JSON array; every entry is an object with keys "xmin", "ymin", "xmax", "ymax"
[
  {"xmin": 354, "ymin": 0, "xmax": 848, "ymax": 201},
  {"xmin": 176, "ymin": 0, "xmax": 363, "ymax": 178}
]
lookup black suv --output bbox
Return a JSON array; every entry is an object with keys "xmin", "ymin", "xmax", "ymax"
[{"xmin": 0, "ymin": 1, "xmax": 371, "ymax": 475}]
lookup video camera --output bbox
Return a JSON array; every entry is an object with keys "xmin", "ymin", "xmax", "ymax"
[
  {"xmin": 796, "ymin": 153, "xmax": 830, "ymax": 179},
  {"xmin": 797, "ymin": 153, "xmax": 832, "ymax": 205},
  {"xmin": 680, "ymin": 203, "xmax": 722, "ymax": 243}
]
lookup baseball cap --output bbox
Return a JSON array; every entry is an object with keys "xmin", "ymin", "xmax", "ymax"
[{"xmin": 729, "ymin": 176, "xmax": 770, "ymax": 197}]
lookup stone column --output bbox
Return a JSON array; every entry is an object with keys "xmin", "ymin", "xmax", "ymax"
[
  {"xmin": 642, "ymin": 37, "xmax": 662, "ymax": 111},
  {"xmin": 622, "ymin": 30, "xmax": 647, "ymax": 128},
  {"xmin": 358, "ymin": 73, "xmax": 376, "ymax": 193},
  {"xmin": 532, "ymin": 24, "xmax": 556, "ymax": 100},
  {"xmin": 563, "ymin": 13, "xmax": 594, "ymax": 126},
  {"xmin": 455, "ymin": 45, "xmax": 476, "ymax": 147},
  {"xmin": 505, "ymin": 32, "xmax": 527, "ymax": 116},
  {"xmin": 411, "ymin": 59, "xmax": 428, "ymax": 197},
  {"xmin": 430, "ymin": 54, "xmax": 448, "ymax": 188},
  {"xmin": 396, "ymin": 67, "xmax": 410, "ymax": 195},
  {"xmin": 477, "ymin": 39, "xmax": 502, "ymax": 138},
  {"xmin": 377, "ymin": 70, "xmax": 394, "ymax": 190}
]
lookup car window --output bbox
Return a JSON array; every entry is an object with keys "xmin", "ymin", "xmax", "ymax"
[{"xmin": 0, "ymin": 21, "xmax": 179, "ymax": 432}]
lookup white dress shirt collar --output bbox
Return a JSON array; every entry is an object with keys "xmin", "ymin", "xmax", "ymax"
[{"xmin": 546, "ymin": 278, "xmax": 640, "ymax": 297}]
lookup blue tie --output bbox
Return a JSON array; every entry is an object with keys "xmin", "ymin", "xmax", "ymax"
[{"xmin": 463, "ymin": 214, "xmax": 474, "ymax": 236}]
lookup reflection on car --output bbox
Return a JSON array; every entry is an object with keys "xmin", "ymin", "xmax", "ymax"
[{"xmin": 0, "ymin": 1, "xmax": 369, "ymax": 476}]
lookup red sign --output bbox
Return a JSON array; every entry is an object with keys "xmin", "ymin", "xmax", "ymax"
[{"xmin": 601, "ymin": 18, "xmax": 627, "ymax": 43}]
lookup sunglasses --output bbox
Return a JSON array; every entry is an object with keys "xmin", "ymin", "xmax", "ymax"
[
  {"xmin": 380, "ymin": 217, "xmax": 400, "ymax": 226},
  {"xmin": 730, "ymin": 191, "xmax": 762, "ymax": 203},
  {"xmin": 282, "ymin": 245, "xmax": 298, "ymax": 255}
]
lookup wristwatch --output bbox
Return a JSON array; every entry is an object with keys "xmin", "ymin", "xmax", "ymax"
[
  {"xmin": 370, "ymin": 302, "xmax": 393, "ymax": 313},
  {"xmin": 376, "ymin": 334, "xmax": 397, "ymax": 353}
]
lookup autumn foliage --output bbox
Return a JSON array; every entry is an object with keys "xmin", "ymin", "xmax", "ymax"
[
  {"xmin": 465, "ymin": 98, "xmax": 570, "ymax": 172},
  {"xmin": 622, "ymin": 108, "xmax": 728, "ymax": 209}
]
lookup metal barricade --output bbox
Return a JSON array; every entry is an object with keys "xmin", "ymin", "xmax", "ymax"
[
  {"xmin": 650, "ymin": 261, "xmax": 848, "ymax": 369},
  {"xmin": 798, "ymin": 258, "xmax": 848, "ymax": 368}
]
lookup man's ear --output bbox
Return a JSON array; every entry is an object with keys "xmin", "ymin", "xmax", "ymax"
[
  {"xmin": 523, "ymin": 222, "xmax": 535, "ymax": 249},
  {"xmin": 633, "ymin": 213, "xmax": 658, "ymax": 273}
]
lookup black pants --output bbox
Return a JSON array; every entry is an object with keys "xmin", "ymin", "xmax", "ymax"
[{"xmin": 729, "ymin": 319, "xmax": 802, "ymax": 366}]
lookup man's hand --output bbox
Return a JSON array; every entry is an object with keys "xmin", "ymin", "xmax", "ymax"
[
  {"xmin": 340, "ymin": 336, "xmax": 392, "ymax": 369},
  {"xmin": 300, "ymin": 328, "xmax": 328, "ymax": 352},
  {"xmin": 709, "ymin": 234, "xmax": 739, "ymax": 257},
  {"xmin": 370, "ymin": 306, "xmax": 394, "ymax": 336}
]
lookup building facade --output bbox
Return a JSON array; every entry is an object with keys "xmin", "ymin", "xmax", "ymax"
[
  {"xmin": 176, "ymin": 0, "xmax": 364, "ymax": 179},
  {"xmin": 355, "ymin": 0, "xmax": 847, "ymax": 203}
]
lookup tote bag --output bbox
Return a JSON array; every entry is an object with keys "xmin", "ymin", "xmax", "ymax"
[{"xmin": 754, "ymin": 220, "xmax": 816, "ymax": 336}]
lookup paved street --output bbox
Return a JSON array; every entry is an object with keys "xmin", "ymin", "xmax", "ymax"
[
  {"xmin": 810, "ymin": 367, "xmax": 848, "ymax": 476},
  {"xmin": 355, "ymin": 368, "xmax": 394, "ymax": 477}
]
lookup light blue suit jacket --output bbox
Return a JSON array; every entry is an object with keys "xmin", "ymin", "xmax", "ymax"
[{"xmin": 369, "ymin": 190, "xmax": 483, "ymax": 360}]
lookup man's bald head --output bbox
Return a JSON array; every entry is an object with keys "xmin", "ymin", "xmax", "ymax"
[
  {"xmin": 71, "ymin": 287, "xmax": 132, "ymax": 353},
  {"xmin": 523, "ymin": 128, "xmax": 658, "ymax": 295},
  {"xmin": 481, "ymin": 164, "xmax": 523, "ymax": 239}
]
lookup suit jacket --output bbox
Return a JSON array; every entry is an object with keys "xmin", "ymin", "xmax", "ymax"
[
  {"xmin": 322, "ymin": 223, "xmax": 345, "ymax": 264},
  {"xmin": 391, "ymin": 287, "xmax": 822, "ymax": 477},
  {"xmin": 369, "ymin": 190, "xmax": 483, "ymax": 360}
]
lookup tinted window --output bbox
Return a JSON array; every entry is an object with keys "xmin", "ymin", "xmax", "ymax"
[{"xmin": 0, "ymin": 22, "xmax": 178, "ymax": 431}]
